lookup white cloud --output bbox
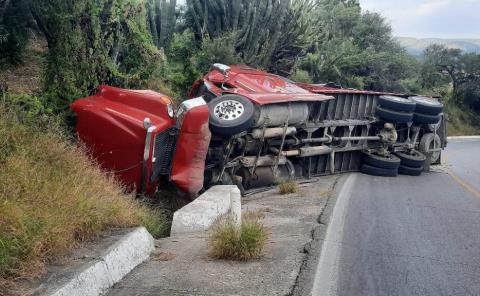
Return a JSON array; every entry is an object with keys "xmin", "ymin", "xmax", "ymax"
[
  {"xmin": 359, "ymin": 0, "xmax": 480, "ymax": 38},
  {"xmin": 415, "ymin": 0, "xmax": 451, "ymax": 16}
]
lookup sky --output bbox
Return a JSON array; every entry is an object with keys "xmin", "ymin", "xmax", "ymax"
[{"xmin": 359, "ymin": 0, "xmax": 480, "ymax": 39}]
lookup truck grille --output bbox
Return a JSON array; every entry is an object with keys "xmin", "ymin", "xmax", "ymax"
[{"xmin": 150, "ymin": 127, "xmax": 178, "ymax": 182}]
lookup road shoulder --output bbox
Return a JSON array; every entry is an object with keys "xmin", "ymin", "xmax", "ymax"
[
  {"xmin": 108, "ymin": 176, "xmax": 340, "ymax": 296},
  {"xmin": 291, "ymin": 174, "xmax": 353, "ymax": 296}
]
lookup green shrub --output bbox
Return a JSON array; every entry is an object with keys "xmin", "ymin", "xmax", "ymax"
[
  {"xmin": 0, "ymin": 0, "xmax": 31, "ymax": 64},
  {"xmin": 289, "ymin": 69, "xmax": 313, "ymax": 83},
  {"xmin": 209, "ymin": 213, "xmax": 268, "ymax": 261},
  {"xmin": 194, "ymin": 33, "xmax": 243, "ymax": 74},
  {"xmin": 29, "ymin": 0, "xmax": 163, "ymax": 115},
  {"xmin": 1, "ymin": 93, "xmax": 51, "ymax": 123},
  {"xmin": 163, "ymin": 30, "xmax": 202, "ymax": 97}
]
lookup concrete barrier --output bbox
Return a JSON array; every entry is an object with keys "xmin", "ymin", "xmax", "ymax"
[
  {"xmin": 39, "ymin": 227, "xmax": 154, "ymax": 296},
  {"xmin": 170, "ymin": 185, "xmax": 242, "ymax": 236}
]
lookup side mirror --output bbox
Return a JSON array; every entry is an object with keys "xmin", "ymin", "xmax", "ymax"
[{"xmin": 212, "ymin": 63, "xmax": 231, "ymax": 77}]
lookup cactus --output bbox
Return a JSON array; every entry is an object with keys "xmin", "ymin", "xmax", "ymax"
[
  {"xmin": 186, "ymin": 0, "xmax": 317, "ymax": 74},
  {"xmin": 147, "ymin": 0, "xmax": 177, "ymax": 48}
]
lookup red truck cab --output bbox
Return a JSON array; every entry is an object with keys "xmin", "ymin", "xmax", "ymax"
[{"xmin": 71, "ymin": 85, "xmax": 210, "ymax": 198}]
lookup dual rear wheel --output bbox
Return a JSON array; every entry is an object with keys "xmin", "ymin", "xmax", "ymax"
[
  {"xmin": 376, "ymin": 95, "xmax": 444, "ymax": 125},
  {"xmin": 360, "ymin": 150, "xmax": 427, "ymax": 177},
  {"xmin": 360, "ymin": 151, "xmax": 400, "ymax": 177}
]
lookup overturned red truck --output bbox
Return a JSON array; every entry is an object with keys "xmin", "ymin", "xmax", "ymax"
[{"xmin": 72, "ymin": 64, "xmax": 447, "ymax": 198}]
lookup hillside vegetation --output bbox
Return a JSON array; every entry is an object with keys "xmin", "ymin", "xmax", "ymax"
[
  {"xmin": 0, "ymin": 104, "xmax": 166, "ymax": 292},
  {"xmin": 0, "ymin": 0, "xmax": 478, "ymax": 132}
]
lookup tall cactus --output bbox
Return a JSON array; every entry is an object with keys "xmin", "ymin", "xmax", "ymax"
[
  {"xmin": 147, "ymin": 0, "xmax": 177, "ymax": 48},
  {"xmin": 185, "ymin": 0, "xmax": 316, "ymax": 74}
]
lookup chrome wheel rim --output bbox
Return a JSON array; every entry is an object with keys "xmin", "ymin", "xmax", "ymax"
[{"xmin": 213, "ymin": 100, "xmax": 244, "ymax": 121}]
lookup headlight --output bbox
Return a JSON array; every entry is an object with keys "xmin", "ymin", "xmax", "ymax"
[{"xmin": 167, "ymin": 103, "xmax": 175, "ymax": 118}]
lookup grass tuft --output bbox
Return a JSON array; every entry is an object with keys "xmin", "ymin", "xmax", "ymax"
[
  {"xmin": 278, "ymin": 180, "xmax": 299, "ymax": 195},
  {"xmin": 209, "ymin": 212, "xmax": 268, "ymax": 261},
  {"xmin": 0, "ymin": 104, "xmax": 167, "ymax": 286}
]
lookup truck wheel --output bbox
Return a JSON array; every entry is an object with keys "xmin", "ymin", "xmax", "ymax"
[
  {"xmin": 378, "ymin": 95, "xmax": 416, "ymax": 112},
  {"xmin": 410, "ymin": 96, "xmax": 443, "ymax": 115},
  {"xmin": 419, "ymin": 133, "xmax": 442, "ymax": 164},
  {"xmin": 361, "ymin": 164, "xmax": 398, "ymax": 177},
  {"xmin": 398, "ymin": 164, "xmax": 423, "ymax": 176},
  {"xmin": 413, "ymin": 112, "xmax": 441, "ymax": 124},
  {"xmin": 394, "ymin": 150, "xmax": 426, "ymax": 168},
  {"xmin": 362, "ymin": 151, "xmax": 401, "ymax": 169},
  {"xmin": 208, "ymin": 95, "xmax": 255, "ymax": 136},
  {"xmin": 426, "ymin": 115, "xmax": 442, "ymax": 132},
  {"xmin": 375, "ymin": 106, "xmax": 413, "ymax": 123}
]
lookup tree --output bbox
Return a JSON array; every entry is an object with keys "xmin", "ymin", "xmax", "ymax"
[
  {"xmin": 0, "ymin": 0, "xmax": 31, "ymax": 64},
  {"xmin": 295, "ymin": 0, "xmax": 416, "ymax": 92},
  {"xmin": 422, "ymin": 44, "xmax": 480, "ymax": 94},
  {"xmin": 28, "ymin": 0, "xmax": 161, "ymax": 113},
  {"xmin": 422, "ymin": 44, "xmax": 480, "ymax": 111}
]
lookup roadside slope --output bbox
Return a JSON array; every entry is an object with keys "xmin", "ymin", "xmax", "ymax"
[{"xmin": 0, "ymin": 106, "xmax": 166, "ymax": 294}]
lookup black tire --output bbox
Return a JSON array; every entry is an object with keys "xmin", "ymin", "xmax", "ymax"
[
  {"xmin": 413, "ymin": 112, "xmax": 441, "ymax": 125},
  {"xmin": 362, "ymin": 151, "xmax": 401, "ymax": 169},
  {"xmin": 375, "ymin": 106, "xmax": 413, "ymax": 123},
  {"xmin": 410, "ymin": 96, "xmax": 443, "ymax": 115},
  {"xmin": 394, "ymin": 150, "xmax": 426, "ymax": 168},
  {"xmin": 419, "ymin": 133, "xmax": 442, "ymax": 164},
  {"xmin": 208, "ymin": 95, "xmax": 255, "ymax": 136},
  {"xmin": 398, "ymin": 164, "xmax": 423, "ymax": 176},
  {"xmin": 378, "ymin": 95, "xmax": 416, "ymax": 112},
  {"xmin": 426, "ymin": 114, "xmax": 442, "ymax": 132},
  {"xmin": 361, "ymin": 164, "xmax": 398, "ymax": 177}
]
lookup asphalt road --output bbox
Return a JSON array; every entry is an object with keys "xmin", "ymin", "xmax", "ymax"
[{"xmin": 312, "ymin": 139, "xmax": 480, "ymax": 296}]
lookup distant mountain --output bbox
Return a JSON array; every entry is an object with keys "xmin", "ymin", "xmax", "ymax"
[{"xmin": 397, "ymin": 37, "xmax": 480, "ymax": 57}]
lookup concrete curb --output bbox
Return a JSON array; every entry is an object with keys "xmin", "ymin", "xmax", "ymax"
[
  {"xmin": 311, "ymin": 173, "xmax": 357, "ymax": 296},
  {"xmin": 40, "ymin": 227, "xmax": 154, "ymax": 296},
  {"xmin": 448, "ymin": 136, "xmax": 480, "ymax": 142},
  {"xmin": 170, "ymin": 185, "xmax": 241, "ymax": 236}
]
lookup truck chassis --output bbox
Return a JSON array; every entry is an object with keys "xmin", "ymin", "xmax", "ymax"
[{"xmin": 72, "ymin": 64, "xmax": 447, "ymax": 198}]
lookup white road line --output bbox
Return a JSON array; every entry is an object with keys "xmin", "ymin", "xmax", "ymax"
[
  {"xmin": 447, "ymin": 136, "xmax": 480, "ymax": 142},
  {"xmin": 311, "ymin": 173, "xmax": 358, "ymax": 296}
]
